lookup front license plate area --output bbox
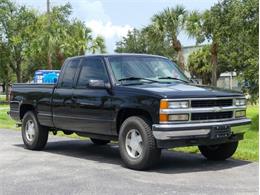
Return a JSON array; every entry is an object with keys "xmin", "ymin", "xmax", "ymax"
[{"xmin": 211, "ymin": 125, "xmax": 231, "ymax": 139}]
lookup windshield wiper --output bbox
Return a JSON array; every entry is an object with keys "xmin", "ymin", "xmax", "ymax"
[
  {"xmin": 118, "ymin": 77, "xmax": 159, "ymax": 83},
  {"xmin": 158, "ymin": 76, "xmax": 189, "ymax": 83}
]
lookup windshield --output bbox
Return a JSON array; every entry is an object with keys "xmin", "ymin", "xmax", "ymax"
[{"xmin": 108, "ymin": 56, "xmax": 189, "ymax": 84}]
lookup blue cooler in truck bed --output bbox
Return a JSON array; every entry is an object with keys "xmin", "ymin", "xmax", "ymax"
[{"xmin": 34, "ymin": 70, "xmax": 60, "ymax": 84}]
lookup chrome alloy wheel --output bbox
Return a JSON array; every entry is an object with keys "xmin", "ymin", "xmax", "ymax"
[
  {"xmin": 125, "ymin": 129, "xmax": 143, "ymax": 158},
  {"xmin": 25, "ymin": 120, "xmax": 35, "ymax": 142}
]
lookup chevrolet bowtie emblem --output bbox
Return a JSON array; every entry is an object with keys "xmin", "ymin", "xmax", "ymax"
[{"xmin": 214, "ymin": 107, "xmax": 222, "ymax": 112}]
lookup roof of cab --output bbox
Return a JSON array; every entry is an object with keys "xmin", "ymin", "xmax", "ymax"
[{"xmin": 67, "ymin": 53, "xmax": 168, "ymax": 60}]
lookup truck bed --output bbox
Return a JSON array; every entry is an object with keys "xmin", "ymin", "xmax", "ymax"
[{"xmin": 10, "ymin": 83, "xmax": 55, "ymax": 127}]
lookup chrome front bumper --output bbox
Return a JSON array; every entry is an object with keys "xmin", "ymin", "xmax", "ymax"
[{"xmin": 152, "ymin": 118, "xmax": 251, "ymax": 140}]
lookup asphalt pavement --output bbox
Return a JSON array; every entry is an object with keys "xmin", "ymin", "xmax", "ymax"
[{"xmin": 0, "ymin": 129, "xmax": 258, "ymax": 195}]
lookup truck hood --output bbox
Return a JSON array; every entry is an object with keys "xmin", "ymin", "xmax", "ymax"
[{"xmin": 122, "ymin": 82, "xmax": 243, "ymax": 98}]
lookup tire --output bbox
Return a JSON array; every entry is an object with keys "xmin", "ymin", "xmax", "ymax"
[
  {"xmin": 119, "ymin": 116, "xmax": 161, "ymax": 170},
  {"xmin": 90, "ymin": 138, "xmax": 110, "ymax": 145},
  {"xmin": 21, "ymin": 111, "xmax": 49, "ymax": 150},
  {"xmin": 198, "ymin": 141, "xmax": 239, "ymax": 161}
]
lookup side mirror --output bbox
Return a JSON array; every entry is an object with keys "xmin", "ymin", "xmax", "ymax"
[{"xmin": 88, "ymin": 79, "xmax": 111, "ymax": 89}]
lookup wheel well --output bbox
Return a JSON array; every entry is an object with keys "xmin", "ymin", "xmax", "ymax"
[
  {"xmin": 116, "ymin": 108, "xmax": 153, "ymax": 133},
  {"xmin": 20, "ymin": 104, "xmax": 35, "ymax": 120}
]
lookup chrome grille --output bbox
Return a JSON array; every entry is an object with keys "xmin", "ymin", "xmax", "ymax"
[
  {"xmin": 191, "ymin": 99, "xmax": 233, "ymax": 108},
  {"xmin": 191, "ymin": 111, "xmax": 233, "ymax": 121}
]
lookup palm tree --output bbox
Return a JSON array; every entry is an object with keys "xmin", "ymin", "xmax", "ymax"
[
  {"xmin": 67, "ymin": 21, "xmax": 93, "ymax": 56},
  {"xmin": 90, "ymin": 36, "xmax": 106, "ymax": 54},
  {"xmin": 148, "ymin": 6, "xmax": 187, "ymax": 70},
  {"xmin": 186, "ymin": 10, "xmax": 219, "ymax": 86}
]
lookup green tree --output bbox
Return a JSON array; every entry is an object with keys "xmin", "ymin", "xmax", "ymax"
[
  {"xmin": 0, "ymin": 1, "xmax": 107, "ymax": 83},
  {"xmin": 90, "ymin": 35, "xmax": 106, "ymax": 54},
  {"xmin": 148, "ymin": 6, "xmax": 187, "ymax": 70},
  {"xmin": 115, "ymin": 29, "xmax": 147, "ymax": 53},
  {"xmin": 0, "ymin": 40, "xmax": 13, "ymax": 100},
  {"xmin": 27, "ymin": 4, "xmax": 77, "ymax": 70},
  {"xmin": 219, "ymin": 0, "xmax": 258, "ymax": 101},
  {"xmin": 186, "ymin": 8, "xmax": 224, "ymax": 86},
  {"xmin": 188, "ymin": 45, "xmax": 233, "ymax": 85},
  {"xmin": 186, "ymin": 0, "xmax": 258, "ymax": 100},
  {"xmin": 116, "ymin": 6, "xmax": 186, "ymax": 69},
  {"xmin": 115, "ymin": 28, "xmax": 175, "ymax": 60},
  {"xmin": 27, "ymin": 3, "xmax": 106, "ymax": 71},
  {"xmin": 0, "ymin": 0, "xmax": 36, "ymax": 82},
  {"xmin": 188, "ymin": 46, "xmax": 212, "ymax": 85}
]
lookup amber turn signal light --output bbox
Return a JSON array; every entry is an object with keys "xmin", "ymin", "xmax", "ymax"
[
  {"xmin": 160, "ymin": 100, "xmax": 168, "ymax": 109},
  {"xmin": 159, "ymin": 114, "xmax": 168, "ymax": 122}
]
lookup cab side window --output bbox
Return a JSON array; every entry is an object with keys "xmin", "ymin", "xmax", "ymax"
[
  {"xmin": 61, "ymin": 59, "xmax": 80, "ymax": 88},
  {"xmin": 77, "ymin": 58, "xmax": 109, "ymax": 88}
]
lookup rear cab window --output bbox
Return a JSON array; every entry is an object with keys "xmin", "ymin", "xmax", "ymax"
[{"xmin": 60, "ymin": 59, "xmax": 81, "ymax": 88}]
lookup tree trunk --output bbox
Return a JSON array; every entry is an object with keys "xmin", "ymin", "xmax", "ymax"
[
  {"xmin": 47, "ymin": 51, "xmax": 52, "ymax": 70},
  {"xmin": 80, "ymin": 47, "xmax": 85, "ymax": 55},
  {"xmin": 2, "ymin": 82, "xmax": 5, "ymax": 93},
  {"xmin": 15, "ymin": 71, "xmax": 22, "ymax": 83},
  {"xmin": 5, "ymin": 83, "xmax": 9, "ymax": 102},
  {"xmin": 10, "ymin": 60, "xmax": 22, "ymax": 83},
  {"xmin": 172, "ymin": 39, "xmax": 185, "ymax": 71},
  {"xmin": 210, "ymin": 42, "xmax": 218, "ymax": 86},
  {"xmin": 56, "ymin": 49, "xmax": 65, "ymax": 67},
  {"xmin": 177, "ymin": 48, "xmax": 185, "ymax": 71},
  {"xmin": 15, "ymin": 63, "xmax": 22, "ymax": 83}
]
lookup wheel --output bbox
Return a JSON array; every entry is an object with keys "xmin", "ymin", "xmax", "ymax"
[
  {"xmin": 21, "ymin": 111, "xmax": 49, "ymax": 150},
  {"xmin": 90, "ymin": 138, "xmax": 110, "ymax": 145},
  {"xmin": 119, "ymin": 116, "xmax": 161, "ymax": 170},
  {"xmin": 198, "ymin": 141, "xmax": 239, "ymax": 161}
]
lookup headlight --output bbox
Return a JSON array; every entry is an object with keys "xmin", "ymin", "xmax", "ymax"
[
  {"xmin": 168, "ymin": 101, "xmax": 189, "ymax": 109},
  {"xmin": 160, "ymin": 100, "xmax": 189, "ymax": 109},
  {"xmin": 235, "ymin": 98, "xmax": 246, "ymax": 106},
  {"xmin": 159, "ymin": 100, "xmax": 189, "ymax": 122}
]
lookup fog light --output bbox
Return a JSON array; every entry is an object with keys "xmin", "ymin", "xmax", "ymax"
[
  {"xmin": 169, "ymin": 114, "xmax": 189, "ymax": 121},
  {"xmin": 235, "ymin": 110, "xmax": 246, "ymax": 118}
]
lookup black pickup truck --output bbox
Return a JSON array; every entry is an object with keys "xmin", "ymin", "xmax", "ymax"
[{"xmin": 10, "ymin": 54, "xmax": 251, "ymax": 170}]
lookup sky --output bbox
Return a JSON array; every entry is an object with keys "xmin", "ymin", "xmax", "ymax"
[{"xmin": 14, "ymin": 0, "xmax": 219, "ymax": 52}]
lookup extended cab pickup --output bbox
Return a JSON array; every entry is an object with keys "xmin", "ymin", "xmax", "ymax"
[{"xmin": 10, "ymin": 54, "xmax": 251, "ymax": 170}]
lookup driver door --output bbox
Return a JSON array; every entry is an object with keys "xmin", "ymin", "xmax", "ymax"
[{"xmin": 70, "ymin": 57, "xmax": 114, "ymax": 135}]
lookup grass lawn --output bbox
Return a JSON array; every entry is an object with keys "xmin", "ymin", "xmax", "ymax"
[
  {"xmin": 0, "ymin": 104, "xmax": 18, "ymax": 130},
  {"xmin": 0, "ymin": 103, "xmax": 258, "ymax": 161},
  {"xmin": 0, "ymin": 95, "xmax": 6, "ymax": 102}
]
